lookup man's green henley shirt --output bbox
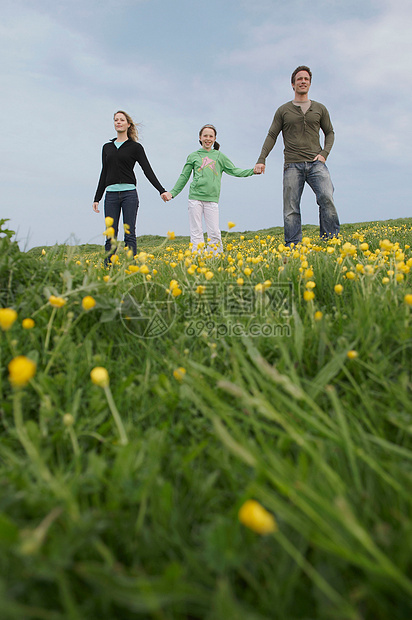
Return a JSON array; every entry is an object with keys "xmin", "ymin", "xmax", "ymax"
[{"xmin": 257, "ymin": 100, "xmax": 335, "ymax": 164}]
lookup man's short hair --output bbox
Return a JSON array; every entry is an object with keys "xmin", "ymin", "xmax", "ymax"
[{"xmin": 291, "ymin": 66, "xmax": 312, "ymax": 84}]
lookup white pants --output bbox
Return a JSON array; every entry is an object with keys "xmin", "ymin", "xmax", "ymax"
[{"xmin": 188, "ymin": 199, "xmax": 223, "ymax": 253}]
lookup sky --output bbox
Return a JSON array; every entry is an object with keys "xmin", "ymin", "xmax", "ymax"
[{"xmin": 1, "ymin": 0, "xmax": 411, "ymax": 250}]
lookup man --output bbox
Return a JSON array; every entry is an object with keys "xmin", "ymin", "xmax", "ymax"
[{"xmin": 254, "ymin": 66, "xmax": 340, "ymax": 246}]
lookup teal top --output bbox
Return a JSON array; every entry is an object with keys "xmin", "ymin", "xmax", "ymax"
[
  {"xmin": 106, "ymin": 141, "xmax": 137, "ymax": 192},
  {"xmin": 171, "ymin": 148, "xmax": 254, "ymax": 203}
]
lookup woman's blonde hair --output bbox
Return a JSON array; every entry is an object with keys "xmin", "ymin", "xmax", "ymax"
[{"xmin": 114, "ymin": 110, "xmax": 138, "ymax": 142}]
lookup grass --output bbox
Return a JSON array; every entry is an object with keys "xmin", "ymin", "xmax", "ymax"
[{"xmin": 0, "ymin": 216, "xmax": 411, "ymax": 619}]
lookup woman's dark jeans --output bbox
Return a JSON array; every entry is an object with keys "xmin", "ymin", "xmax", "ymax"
[{"xmin": 104, "ymin": 189, "xmax": 138, "ymax": 260}]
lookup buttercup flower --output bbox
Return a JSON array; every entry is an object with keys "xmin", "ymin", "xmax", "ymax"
[
  {"xmin": 404, "ymin": 294, "xmax": 412, "ymax": 306},
  {"xmin": 82, "ymin": 296, "xmax": 96, "ymax": 311},
  {"xmin": 173, "ymin": 367, "xmax": 186, "ymax": 382},
  {"xmin": 314, "ymin": 311, "xmax": 323, "ymax": 321},
  {"xmin": 196, "ymin": 285, "xmax": 206, "ymax": 295},
  {"xmin": 8, "ymin": 356, "xmax": 36, "ymax": 387},
  {"xmin": 103, "ymin": 227, "xmax": 115, "ymax": 238},
  {"xmin": 63, "ymin": 413, "xmax": 75, "ymax": 427},
  {"xmin": 22, "ymin": 318, "xmax": 35, "ymax": 329},
  {"xmin": 0, "ymin": 308, "xmax": 18, "ymax": 331},
  {"xmin": 41, "ymin": 249, "xmax": 46, "ymax": 256},
  {"xmin": 205, "ymin": 271, "xmax": 214, "ymax": 280},
  {"xmin": 227, "ymin": 221, "xmax": 236, "ymax": 230},
  {"xmin": 167, "ymin": 231, "xmax": 175, "ymax": 240},
  {"xmin": 303, "ymin": 290, "xmax": 315, "ymax": 302},
  {"xmin": 90, "ymin": 366, "xmax": 109, "ymax": 387},
  {"xmin": 238, "ymin": 499, "xmax": 277, "ymax": 535},
  {"xmin": 49, "ymin": 295, "xmax": 66, "ymax": 308},
  {"xmin": 334, "ymin": 284, "xmax": 343, "ymax": 295},
  {"xmin": 105, "ymin": 216, "xmax": 114, "ymax": 227},
  {"xmin": 347, "ymin": 350, "xmax": 358, "ymax": 360}
]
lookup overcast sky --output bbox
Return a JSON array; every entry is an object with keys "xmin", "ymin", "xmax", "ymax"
[{"xmin": 2, "ymin": 0, "xmax": 411, "ymax": 250}]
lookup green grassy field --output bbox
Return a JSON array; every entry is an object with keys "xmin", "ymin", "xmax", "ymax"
[{"xmin": 1, "ymin": 216, "xmax": 412, "ymax": 619}]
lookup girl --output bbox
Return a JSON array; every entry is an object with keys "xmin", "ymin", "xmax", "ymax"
[
  {"xmin": 93, "ymin": 110, "xmax": 168, "ymax": 260},
  {"xmin": 163, "ymin": 124, "xmax": 257, "ymax": 253}
]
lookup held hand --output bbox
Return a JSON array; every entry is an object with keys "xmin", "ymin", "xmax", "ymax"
[
  {"xmin": 254, "ymin": 163, "xmax": 265, "ymax": 175},
  {"xmin": 161, "ymin": 191, "xmax": 173, "ymax": 202},
  {"xmin": 92, "ymin": 202, "xmax": 100, "ymax": 213},
  {"xmin": 313, "ymin": 154, "xmax": 326, "ymax": 163}
]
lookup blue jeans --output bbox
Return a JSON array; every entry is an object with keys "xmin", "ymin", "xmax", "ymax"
[
  {"xmin": 104, "ymin": 189, "xmax": 138, "ymax": 258},
  {"xmin": 283, "ymin": 161, "xmax": 340, "ymax": 246}
]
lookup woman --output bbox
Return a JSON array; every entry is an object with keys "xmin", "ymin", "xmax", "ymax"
[
  {"xmin": 162, "ymin": 124, "xmax": 257, "ymax": 253},
  {"xmin": 93, "ymin": 110, "xmax": 168, "ymax": 260}
]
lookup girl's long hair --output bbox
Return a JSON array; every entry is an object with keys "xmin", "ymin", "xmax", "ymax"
[
  {"xmin": 199, "ymin": 124, "xmax": 220, "ymax": 150},
  {"xmin": 114, "ymin": 110, "xmax": 138, "ymax": 142}
]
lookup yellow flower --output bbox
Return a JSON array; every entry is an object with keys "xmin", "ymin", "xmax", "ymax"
[
  {"xmin": 8, "ymin": 356, "xmax": 36, "ymax": 387},
  {"xmin": 173, "ymin": 367, "xmax": 186, "ymax": 382},
  {"xmin": 49, "ymin": 295, "xmax": 66, "ymax": 308},
  {"xmin": 305, "ymin": 281, "xmax": 316, "ymax": 289},
  {"xmin": 123, "ymin": 223, "xmax": 130, "ymax": 233},
  {"xmin": 103, "ymin": 275, "xmax": 110, "ymax": 283},
  {"xmin": 303, "ymin": 290, "xmax": 315, "ymax": 302},
  {"xmin": 238, "ymin": 499, "xmax": 277, "ymax": 535},
  {"xmin": 63, "ymin": 413, "xmax": 74, "ymax": 427},
  {"xmin": 237, "ymin": 278, "xmax": 244, "ymax": 286},
  {"xmin": 255, "ymin": 283, "xmax": 264, "ymax": 293},
  {"xmin": 128, "ymin": 265, "xmax": 140, "ymax": 273},
  {"xmin": 110, "ymin": 254, "xmax": 119, "ymax": 265},
  {"xmin": 396, "ymin": 273, "xmax": 404, "ymax": 283},
  {"xmin": 139, "ymin": 265, "xmax": 150, "ymax": 274},
  {"xmin": 103, "ymin": 226, "xmax": 115, "ymax": 238},
  {"xmin": 345, "ymin": 271, "xmax": 356, "ymax": 280},
  {"xmin": 63, "ymin": 413, "xmax": 75, "ymax": 427},
  {"xmin": 196, "ymin": 285, "xmax": 206, "ymax": 295},
  {"xmin": 334, "ymin": 284, "xmax": 343, "ymax": 295},
  {"xmin": 304, "ymin": 268, "xmax": 314, "ymax": 279},
  {"xmin": 90, "ymin": 366, "xmax": 109, "ymax": 387},
  {"xmin": 356, "ymin": 264, "xmax": 364, "ymax": 274},
  {"xmin": 314, "ymin": 310, "xmax": 323, "ymax": 321},
  {"xmin": 167, "ymin": 231, "xmax": 175, "ymax": 240},
  {"xmin": 227, "ymin": 221, "xmax": 236, "ymax": 230},
  {"xmin": 404, "ymin": 294, "xmax": 412, "ymax": 306},
  {"xmin": 22, "ymin": 318, "xmax": 35, "ymax": 330},
  {"xmin": 205, "ymin": 271, "xmax": 214, "ymax": 280},
  {"xmin": 382, "ymin": 277, "xmax": 390, "ymax": 284},
  {"xmin": 137, "ymin": 251, "xmax": 147, "ymax": 264},
  {"xmin": 105, "ymin": 216, "xmax": 114, "ymax": 227},
  {"xmin": 169, "ymin": 280, "xmax": 179, "ymax": 291},
  {"xmin": 82, "ymin": 296, "xmax": 96, "ymax": 311},
  {"xmin": 41, "ymin": 249, "xmax": 46, "ymax": 256},
  {"xmin": 172, "ymin": 287, "xmax": 182, "ymax": 297},
  {"xmin": 244, "ymin": 268, "xmax": 252, "ymax": 276},
  {"xmin": 379, "ymin": 239, "xmax": 393, "ymax": 251},
  {"xmin": 347, "ymin": 350, "xmax": 358, "ymax": 360},
  {"xmin": 0, "ymin": 308, "xmax": 18, "ymax": 331}
]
